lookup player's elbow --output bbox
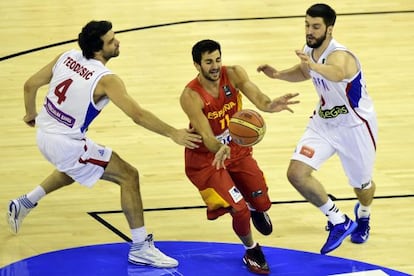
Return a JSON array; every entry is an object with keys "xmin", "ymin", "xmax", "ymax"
[
  {"xmin": 23, "ymin": 79, "xmax": 37, "ymax": 94},
  {"xmin": 131, "ymin": 109, "xmax": 145, "ymax": 126}
]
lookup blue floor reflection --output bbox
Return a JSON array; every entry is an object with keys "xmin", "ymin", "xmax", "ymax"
[{"xmin": 0, "ymin": 241, "xmax": 410, "ymax": 276}]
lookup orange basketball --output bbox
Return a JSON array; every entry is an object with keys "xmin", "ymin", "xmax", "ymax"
[{"xmin": 229, "ymin": 109, "xmax": 266, "ymax": 147}]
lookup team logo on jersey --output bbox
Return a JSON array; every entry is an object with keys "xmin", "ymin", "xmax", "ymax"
[
  {"xmin": 223, "ymin": 85, "xmax": 232, "ymax": 97},
  {"xmin": 299, "ymin": 145, "xmax": 315, "ymax": 158},
  {"xmin": 98, "ymin": 149, "xmax": 105, "ymax": 156}
]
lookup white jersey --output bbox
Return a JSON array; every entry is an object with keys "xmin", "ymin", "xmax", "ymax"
[
  {"xmin": 36, "ymin": 50, "xmax": 112, "ymax": 139},
  {"xmin": 304, "ymin": 39, "xmax": 376, "ymax": 127}
]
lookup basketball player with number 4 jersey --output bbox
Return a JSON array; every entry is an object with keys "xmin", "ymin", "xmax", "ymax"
[
  {"xmin": 257, "ymin": 3, "xmax": 378, "ymax": 255},
  {"xmin": 180, "ymin": 39, "xmax": 299, "ymax": 275},
  {"xmin": 6, "ymin": 20, "xmax": 202, "ymax": 268}
]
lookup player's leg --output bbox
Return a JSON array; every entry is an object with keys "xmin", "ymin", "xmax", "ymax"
[
  {"xmin": 287, "ymin": 125, "xmax": 357, "ymax": 255},
  {"xmin": 184, "ymin": 150, "xmax": 269, "ymax": 273},
  {"xmin": 351, "ymin": 181, "xmax": 375, "ymax": 243},
  {"xmin": 6, "ymin": 170, "xmax": 74, "ymax": 234},
  {"xmin": 287, "ymin": 160, "xmax": 330, "ymax": 207},
  {"xmin": 101, "ymin": 151, "xmax": 143, "ymax": 229},
  {"xmin": 101, "ymin": 151, "xmax": 178, "ymax": 268},
  {"xmin": 203, "ymin": 170, "xmax": 270, "ymax": 274},
  {"xmin": 228, "ymin": 156, "xmax": 272, "ymax": 236},
  {"xmin": 338, "ymin": 123, "xmax": 377, "ymax": 244}
]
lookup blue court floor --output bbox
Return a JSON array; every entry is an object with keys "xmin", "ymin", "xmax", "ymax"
[{"xmin": 0, "ymin": 241, "xmax": 410, "ymax": 276}]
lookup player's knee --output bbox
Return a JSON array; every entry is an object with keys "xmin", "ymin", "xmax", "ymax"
[
  {"xmin": 125, "ymin": 165, "xmax": 139, "ymax": 184},
  {"xmin": 115, "ymin": 161, "xmax": 139, "ymax": 188},
  {"xmin": 252, "ymin": 198, "xmax": 271, "ymax": 212},
  {"xmin": 287, "ymin": 163, "xmax": 307, "ymax": 188}
]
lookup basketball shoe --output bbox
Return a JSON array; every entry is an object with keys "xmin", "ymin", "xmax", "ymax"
[
  {"xmin": 6, "ymin": 195, "xmax": 37, "ymax": 234},
  {"xmin": 243, "ymin": 243, "xmax": 270, "ymax": 275},
  {"xmin": 320, "ymin": 215, "xmax": 358, "ymax": 254},
  {"xmin": 351, "ymin": 203, "xmax": 371, "ymax": 244},
  {"xmin": 128, "ymin": 234, "xmax": 178, "ymax": 268},
  {"xmin": 250, "ymin": 211, "xmax": 273, "ymax": 235}
]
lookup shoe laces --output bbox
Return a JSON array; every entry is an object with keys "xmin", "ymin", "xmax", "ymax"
[{"xmin": 325, "ymin": 221, "xmax": 345, "ymax": 241}]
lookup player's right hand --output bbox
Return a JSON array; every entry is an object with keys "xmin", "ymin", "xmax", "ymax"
[
  {"xmin": 257, "ymin": 64, "xmax": 279, "ymax": 79},
  {"xmin": 212, "ymin": 144, "xmax": 231, "ymax": 170},
  {"xmin": 23, "ymin": 113, "xmax": 37, "ymax": 127}
]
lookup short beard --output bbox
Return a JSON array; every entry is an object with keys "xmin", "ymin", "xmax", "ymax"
[
  {"xmin": 103, "ymin": 50, "xmax": 119, "ymax": 61},
  {"xmin": 306, "ymin": 30, "xmax": 327, "ymax": 49},
  {"xmin": 201, "ymin": 69, "xmax": 220, "ymax": 82}
]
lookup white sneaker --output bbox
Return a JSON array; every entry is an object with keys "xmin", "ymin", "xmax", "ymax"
[
  {"xmin": 6, "ymin": 195, "xmax": 36, "ymax": 234},
  {"xmin": 128, "ymin": 234, "xmax": 179, "ymax": 268}
]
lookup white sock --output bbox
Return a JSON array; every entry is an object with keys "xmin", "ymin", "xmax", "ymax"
[
  {"xmin": 131, "ymin": 226, "xmax": 147, "ymax": 244},
  {"xmin": 357, "ymin": 203, "xmax": 371, "ymax": 218},
  {"xmin": 319, "ymin": 198, "xmax": 345, "ymax": 225},
  {"xmin": 26, "ymin": 186, "xmax": 46, "ymax": 204},
  {"xmin": 244, "ymin": 242, "xmax": 257, "ymax": 250}
]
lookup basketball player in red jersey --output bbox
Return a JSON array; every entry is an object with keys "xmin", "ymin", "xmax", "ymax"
[{"xmin": 180, "ymin": 39, "xmax": 299, "ymax": 275}]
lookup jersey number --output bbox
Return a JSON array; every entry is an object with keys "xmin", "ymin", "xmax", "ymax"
[
  {"xmin": 54, "ymin": 79, "xmax": 73, "ymax": 104},
  {"xmin": 219, "ymin": 114, "xmax": 230, "ymax": 129}
]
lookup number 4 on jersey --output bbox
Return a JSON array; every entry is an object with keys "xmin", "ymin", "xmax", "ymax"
[{"xmin": 54, "ymin": 79, "xmax": 73, "ymax": 104}]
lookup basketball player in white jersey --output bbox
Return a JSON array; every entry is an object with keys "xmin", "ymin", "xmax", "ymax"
[
  {"xmin": 6, "ymin": 20, "xmax": 202, "ymax": 268},
  {"xmin": 257, "ymin": 3, "xmax": 377, "ymax": 255}
]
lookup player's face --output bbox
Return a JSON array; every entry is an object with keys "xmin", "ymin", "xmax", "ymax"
[
  {"xmin": 100, "ymin": 30, "xmax": 120, "ymax": 61},
  {"xmin": 199, "ymin": 50, "xmax": 222, "ymax": 82},
  {"xmin": 305, "ymin": 16, "xmax": 329, "ymax": 49}
]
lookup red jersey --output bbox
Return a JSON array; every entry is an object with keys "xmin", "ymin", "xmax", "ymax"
[{"xmin": 185, "ymin": 66, "xmax": 252, "ymax": 158}]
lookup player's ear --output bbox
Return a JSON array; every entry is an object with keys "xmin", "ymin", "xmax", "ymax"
[
  {"xmin": 327, "ymin": 25, "xmax": 333, "ymax": 36},
  {"xmin": 193, "ymin": 61, "xmax": 201, "ymax": 72}
]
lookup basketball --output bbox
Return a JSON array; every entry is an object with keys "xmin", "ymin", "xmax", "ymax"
[{"xmin": 228, "ymin": 109, "xmax": 266, "ymax": 147}]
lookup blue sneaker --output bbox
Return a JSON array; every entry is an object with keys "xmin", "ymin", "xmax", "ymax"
[
  {"xmin": 320, "ymin": 215, "xmax": 358, "ymax": 254},
  {"xmin": 351, "ymin": 203, "xmax": 370, "ymax": 244}
]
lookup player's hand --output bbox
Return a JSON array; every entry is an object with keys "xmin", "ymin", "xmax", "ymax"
[
  {"xmin": 171, "ymin": 128, "xmax": 202, "ymax": 149},
  {"xmin": 23, "ymin": 113, "xmax": 37, "ymax": 127},
  {"xmin": 295, "ymin": 50, "xmax": 313, "ymax": 70},
  {"xmin": 212, "ymin": 144, "xmax": 231, "ymax": 170},
  {"xmin": 257, "ymin": 64, "xmax": 280, "ymax": 79},
  {"xmin": 268, "ymin": 93, "xmax": 300, "ymax": 113}
]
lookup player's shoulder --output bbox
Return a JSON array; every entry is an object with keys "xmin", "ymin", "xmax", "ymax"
[
  {"xmin": 225, "ymin": 65, "xmax": 247, "ymax": 77},
  {"xmin": 98, "ymin": 73, "xmax": 123, "ymax": 87},
  {"xmin": 225, "ymin": 65, "xmax": 244, "ymax": 73},
  {"xmin": 181, "ymin": 85, "xmax": 199, "ymax": 99}
]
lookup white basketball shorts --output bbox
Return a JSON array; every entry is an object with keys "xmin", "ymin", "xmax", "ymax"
[
  {"xmin": 36, "ymin": 129, "xmax": 112, "ymax": 187},
  {"xmin": 291, "ymin": 117, "xmax": 377, "ymax": 189}
]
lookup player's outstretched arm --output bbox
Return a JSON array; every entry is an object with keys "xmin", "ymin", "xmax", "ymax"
[
  {"xmin": 229, "ymin": 65, "xmax": 300, "ymax": 113},
  {"xmin": 101, "ymin": 74, "xmax": 202, "ymax": 149}
]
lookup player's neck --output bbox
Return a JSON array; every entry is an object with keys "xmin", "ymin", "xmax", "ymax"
[
  {"xmin": 313, "ymin": 37, "xmax": 333, "ymax": 60},
  {"xmin": 92, "ymin": 54, "xmax": 109, "ymax": 65},
  {"xmin": 198, "ymin": 75, "xmax": 220, "ymax": 97}
]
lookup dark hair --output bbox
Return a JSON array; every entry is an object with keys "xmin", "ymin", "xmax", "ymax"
[
  {"xmin": 78, "ymin": 20, "xmax": 113, "ymax": 59},
  {"xmin": 306, "ymin": 3, "xmax": 336, "ymax": 27},
  {"xmin": 192, "ymin": 39, "xmax": 221, "ymax": 65}
]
